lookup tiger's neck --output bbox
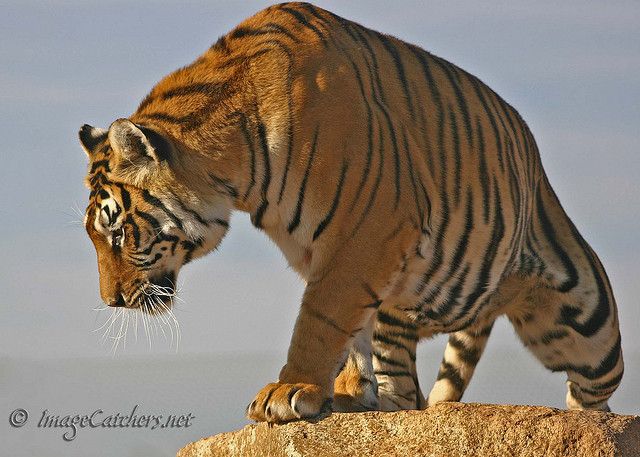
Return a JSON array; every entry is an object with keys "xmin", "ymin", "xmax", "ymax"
[{"xmin": 131, "ymin": 85, "xmax": 291, "ymax": 226}]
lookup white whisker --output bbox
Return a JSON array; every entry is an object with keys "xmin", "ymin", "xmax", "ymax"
[
  {"xmin": 96, "ymin": 307, "xmax": 117, "ymax": 336},
  {"xmin": 154, "ymin": 297, "xmax": 176, "ymax": 349},
  {"xmin": 133, "ymin": 307, "xmax": 139, "ymax": 343}
]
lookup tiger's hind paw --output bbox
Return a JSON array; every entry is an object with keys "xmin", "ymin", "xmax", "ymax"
[{"xmin": 333, "ymin": 365, "xmax": 379, "ymax": 412}]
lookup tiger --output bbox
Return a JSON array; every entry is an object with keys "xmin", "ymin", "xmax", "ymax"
[{"xmin": 79, "ymin": 2, "xmax": 623, "ymax": 423}]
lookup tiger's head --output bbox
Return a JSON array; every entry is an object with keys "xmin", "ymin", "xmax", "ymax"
[{"xmin": 79, "ymin": 119, "xmax": 231, "ymax": 312}]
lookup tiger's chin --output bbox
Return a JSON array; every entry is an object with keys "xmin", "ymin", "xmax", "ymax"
[
  {"xmin": 138, "ymin": 291, "xmax": 175, "ymax": 312},
  {"xmin": 132, "ymin": 272, "xmax": 179, "ymax": 315}
]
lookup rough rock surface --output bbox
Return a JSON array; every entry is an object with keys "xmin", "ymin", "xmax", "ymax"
[{"xmin": 177, "ymin": 402, "xmax": 640, "ymax": 457}]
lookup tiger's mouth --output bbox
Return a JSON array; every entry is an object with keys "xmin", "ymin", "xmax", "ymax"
[
  {"xmin": 124, "ymin": 272, "xmax": 178, "ymax": 314},
  {"xmin": 95, "ymin": 271, "xmax": 181, "ymax": 353}
]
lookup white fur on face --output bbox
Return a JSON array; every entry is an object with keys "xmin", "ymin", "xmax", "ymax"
[{"xmin": 93, "ymin": 189, "xmax": 124, "ymax": 242}]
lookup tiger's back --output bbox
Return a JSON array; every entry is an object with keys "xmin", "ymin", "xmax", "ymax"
[{"xmin": 80, "ymin": 2, "xmax": 622, "ymax": 422}]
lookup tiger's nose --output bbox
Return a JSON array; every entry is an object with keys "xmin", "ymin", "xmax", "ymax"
[{"xmin": 108, "ymin": 293, "xmax": 126, "ymax": 307}]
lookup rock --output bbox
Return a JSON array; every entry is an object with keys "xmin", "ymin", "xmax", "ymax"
[{"xmin": 177, "ymin": 402, "xmax": 640, "ymax": 457}]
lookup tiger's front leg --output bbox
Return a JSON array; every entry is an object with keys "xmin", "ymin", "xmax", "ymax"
[{"xmin": 246, "ymin": 270, "xmax": 380, "ymax": 423}]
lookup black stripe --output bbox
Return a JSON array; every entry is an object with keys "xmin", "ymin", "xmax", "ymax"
[
  {"xmin": 262, "ymin": 384, "xmax": 278, "ymax": 411},
  {"xmin": 89, "ymin": 172, "xmax": 107, "ymax": 189},
  {"xmin": 288, "ymin": 129, "xmax": 319, "ymax": 233},
  {"xmin": 549, "ymin": 334, "xmax": 621, "ymax": 380},
  {"xmin": 137, "ymin": 82, "xmax": 238, "ymax": 131},
  {"xmin": 536, "ymin": 186, "xmax": 579, "ymax": 292},
  {"xmin": 552, "ymin": 181, "xmax": 613, "ymax": 338},
  {"xmin": 374, "ymin": 370, "xmax": 413, "ymax": 378},
  {"xmin": 592, "ymin": 371, "xmax": 624, "ymax": 391},
  {"xmin": 350, "ymin": 119, "xmax": 385, "ymax": 236},
  {"xmin": 90, "ymin": 159, "xmax": 110, "ymax": 174},
  {"xmin": 448, "ymin": 335, "xmax": 482, "ymax": 365},
  {"xmin": 180, "ymin": 238, "xmax": 203, "ymax": 265},
  {"xmin": 349, "ymin": 26, "xmax": 387, "ymax": 104},
  {"xmin": 377, "ymin": 33, "xmax": 415, "ymax": 117},
  {"xmin": 133, "ymin": 232, "xmax": 171, "ymax": 257},
  {"xmin": 378, "ymin": 329, "xmax": 419, "ymax": 342},
  {"xmin": 124, "ymin": 214, "xmax": 140, "ymax": 249},
  {"xmin": 414, "ymin": 192, "xmax": 449, "ymax": 295},
  {"xmin": 235, "ymin": 113, "xmax": 257, "ymax": 199},
  {"xmin": 431, "ymin": 58, "xmax": 474, "ymax": 149},
  {"xmin": 409, "ymin": 45, "xmax": 449, "ymax": 295},
  {"xmin": 347, "ymin": 60, "xmax": 374, "ymax": 211},
  {"xmin": 297, "ymin": 3, "xmax": 340, "ymax": 45},
  {"xmin": 135, "ymin": 253, "xmax": 163, "ymax": 269},
  {"xmin": 211, "ymin": 35, "xmax": 230, "ymax": 53},
  {"xmin": 436, "ymin": 361, "xmax": 465, "ymax": 392},
  {"xmin": 496, "ymin": 96, "xmax": 525, "ymax": 172},
  {"xmin": 116, "ymin": 185, "xmax": 131, "ymax": 211},
  {"xmin": 423, "ymin": 265, "xmax": 470, "ymax": 321},
  {"xmin": 134, "ymin": 209, "xmax": 161, "ymax": 235},
  {"xmin": 306, "ymin": 308, "xmax": 350, "ymax": 336},
  {"xmin": 253, "ymin": 41, "xmax": 295, "ymax": 205},
  {"xmin": 361, "ymin": 283, "xmax": 382, "ymax": 308},
  {"xmin": 313, "ymin": 159, "xmax": 348, "ymax": 241},
  {"xmin": 372, "ymin": 351, "xmax": 408, "ymax": 368},
  {"xmin": 349, "ymin": 26, "xmax": 401, "ymax": 208},
  {"xmin": 373, "ymin": 333, "xmax": 416, "ymax": 362},
  {"xmin": 251, "ymin": 118, "xmax": 271, "ymax": 229},
  {"xmin": 400, "ymin": 126, "xmax": 425, "ymax": 228},
  {"xmin": 466, "ymin": 74, "xmax": 505, "ymax": 172},
  {"xmin": 135, "ymin": 125, "xmax": 172, "ymax": 164},
  {"xmin": 142, "ymin": 190, "xmax": 183, "ymax": 231},
  {"xmin": 448, "ymin": 104, "xmax": 463, "ymax": 207},
  {"xmin": 377, "ymin": 310, "xmax": 418, "ymax": 330},
  {"xmin": 278, "ymin": 5, "xmax": 328, "ymax": 47},
  {"xmin": 448, "ymin": 177, "xmax": 505, "ymax": 325},
  {"xmin": 416, "ymin": 173, "xmax": 432, "ymax": 230},
  {"xmin": 362, "ymin": 283, "xmax": 379, "ymax": 302},
  {"xmin": 138, "ymin": 81, "xmax": 228, "ymax": 112},
  {"xmin": 230, "ymin": 23, "xmax": 301, "ymax": 43},
  {"xmin": 505, "ymin": 139, "xmax": 522, "ymax": 243},
  {"xmin": 445, "ymin": 190, "xmax": 474, "ymax": 275},
  {"xmin": 212, "ymin": 218, "xmax": 229, "ymax": 228},
  {"xmin": 363, "ymin": 300, "xmax": 382, "ymax": 309},
  {"xmin": 476, "ymin": 116, "xmax": 491, "ymax": 223},
  {"xmin": 175, "ymin": 198, "xmax": 208, "ymax": 227}
]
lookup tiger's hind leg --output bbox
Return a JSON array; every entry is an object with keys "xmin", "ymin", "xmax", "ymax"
[
  {"xmin": 333, "ymin": 305, "xmax": 424, "ymax": 412},
  {"xmin": 427, "ymin": 320, "xmax": 495, "ymax": 405},
  {"xmin": 372, "ymin": 306, "xmax": 425, "ymax": 411},
  {"xmin": 510, "ymin": 181, "xmax": 624, "ymax": 410},
  {"xmin": 333, "ymin": 313, "xmax": 379, "ymax": 412},
  {"xmin": 507, "ymin": 279, "xmax": 623, "ymax": 411}
]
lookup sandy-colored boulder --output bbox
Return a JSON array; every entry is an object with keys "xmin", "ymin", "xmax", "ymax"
[{"xmin": 177, "ymin": 402, "xmax": 640, "ymax": 457}]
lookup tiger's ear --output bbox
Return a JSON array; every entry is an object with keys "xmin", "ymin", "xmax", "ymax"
[
  {"xmin": 79, "ymin": 124, "xmax": 108, "ymax": 157},
  {"xmin": 108, "ymin": 118, "xmax": 173, "ymax": 165}
]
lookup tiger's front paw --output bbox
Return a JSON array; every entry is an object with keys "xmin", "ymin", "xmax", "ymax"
[{"xmin": 246, "ymin": 382, "xmax": 332, "ymax": 423}]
